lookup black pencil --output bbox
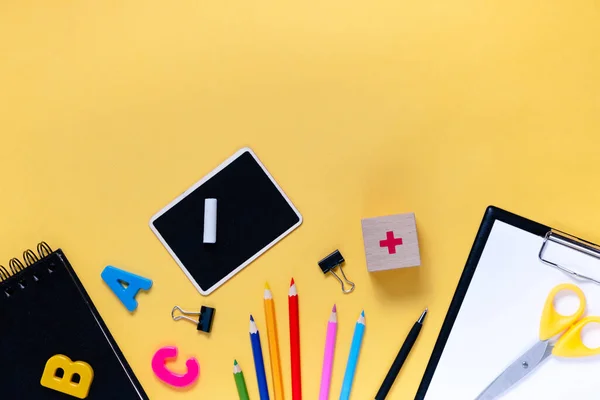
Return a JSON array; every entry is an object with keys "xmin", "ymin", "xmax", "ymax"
[{"xmin": 374, "ymin": 308, "xmax": 428, "ymax": 400}]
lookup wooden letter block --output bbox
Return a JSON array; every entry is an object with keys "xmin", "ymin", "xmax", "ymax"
[{"xmin": 361, "ymin": 212, "xmax": 421, "ymax": 272}]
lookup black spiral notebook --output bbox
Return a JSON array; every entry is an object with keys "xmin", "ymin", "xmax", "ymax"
[{"xmin": 0, "ymin": 242, "xmax": 148, "ymax": 399}]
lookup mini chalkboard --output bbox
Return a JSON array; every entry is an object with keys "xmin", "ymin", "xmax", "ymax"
[{"xmin": 150, "ymin": 148, "xmax": 302, "ymax": 295}]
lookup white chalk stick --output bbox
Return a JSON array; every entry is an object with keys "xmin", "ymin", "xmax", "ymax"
[{"xmin": 203, "ymin": 198, "xmax": 217, "ymax": 243}]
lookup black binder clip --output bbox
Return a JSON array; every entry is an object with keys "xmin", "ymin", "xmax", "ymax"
[
  {"xmin": 318, "ymin": 249, "xmax": 355, "ymax": 294},
  {"xmin": 171, "ymin": 305, "xmax": 215, "ymax": 333}
]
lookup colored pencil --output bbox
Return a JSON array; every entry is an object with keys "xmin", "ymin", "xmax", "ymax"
[
  {"xmin": 233, "ymin": 360, "xmax": 250, "ymax": 400},
  {"xmin": 374, "ymin": 308, "xmax": 428, "ymax": 399},
  {"xmin": 264, "ymin": 283, "xmax": 285, "ymax": 400},
  {"xmin": 250, "ymin": 315, "xmax": 270, "ymax": 400},
  {"xmin": 318, "ymin": 304, "xmax": 337, "ymax": 400},
  {"xmin": 339, "ymin": 310, "xmax": 366, "ymax": 400},
  {"xmin": 289, "ymin": 278, "xmax": 302, "ymax": 399}
]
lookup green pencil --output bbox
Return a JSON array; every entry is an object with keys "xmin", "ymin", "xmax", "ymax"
[{"xmin": 233, "ymin": 360, "xmax": 250, "ymax": 400}]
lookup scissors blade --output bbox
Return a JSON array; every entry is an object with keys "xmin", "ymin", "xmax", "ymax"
[{"xmin": 475, "ymin": 340, "xmax": 553, "ymax": 400}]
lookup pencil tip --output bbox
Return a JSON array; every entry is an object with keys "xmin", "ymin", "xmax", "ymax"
[
  {"xmin": 332, "ymin": 304, "xmax": 337, "ymax": 312},
  {"xmin": 290, "ymin": 277, "xmax": 295, "ymax": 285},
  {"xmin": 265, "ymin": 282, "xmax": 270, "ymax": 290},
  {"xmin": 361, "ymin": 310, "xmax": 365, "ymax": 317},
  {"xmin": 250, "ymin": 315, "xmax": 254, "ymax": 321},
  {"xmin": 418, "ymin": 308, "xmax": 428, "ymax": 324},
  {"xmin": 234, "ymin": 360, "xmax": 238, "ymax": 365}
]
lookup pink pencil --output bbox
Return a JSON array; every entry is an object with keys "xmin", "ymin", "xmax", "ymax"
[{"xmin": 319, "ymin": 305, "xmax": 338, "ymax": 400}]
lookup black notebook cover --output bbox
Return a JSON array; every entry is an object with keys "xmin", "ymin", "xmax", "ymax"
[{"xmin": 0, "ymin": 243, "xmax": 148, "ymax": 399}]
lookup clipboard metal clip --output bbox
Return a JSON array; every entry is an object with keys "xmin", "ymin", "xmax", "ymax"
[{"xmin": 539, "ymin": 230, "xmax": 600, "ymax": 285}]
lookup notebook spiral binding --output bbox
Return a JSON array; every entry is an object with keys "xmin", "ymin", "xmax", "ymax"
[{"xmin": 0, "ymin": 242, "xmax": 53, "ymax": 293}]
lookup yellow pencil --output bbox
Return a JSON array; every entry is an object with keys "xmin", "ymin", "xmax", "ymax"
[{"xmin": 264, "ymin": 282, "xmax": 285, "ymax": 400}]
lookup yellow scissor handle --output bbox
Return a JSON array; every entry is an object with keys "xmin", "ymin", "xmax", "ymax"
[
  {"xmin": 539, "ymin": 283, "xmax": 586, "ymax": 341},
  {"xmin": 553, "ymin": 316, "xmax": 600, "ymax": 357}
]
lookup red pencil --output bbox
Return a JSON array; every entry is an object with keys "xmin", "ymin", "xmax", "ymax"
[{"xmin": 289, "ymin": 278, "xmax": 302, "ymax": 399}]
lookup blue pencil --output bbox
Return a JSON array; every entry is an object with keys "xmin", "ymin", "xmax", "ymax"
[
  {"xmin": 250, "ymin": 315, "xmax": 270, "ymax": 400},
  {"xmin": 339, "ymin": 310, "xmax": 366, "ymax": 400}
]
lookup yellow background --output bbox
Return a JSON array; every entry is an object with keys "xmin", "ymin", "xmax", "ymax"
[{"xmin": 1, "ymin": 1, "xmax": 599, "ymax": 399}]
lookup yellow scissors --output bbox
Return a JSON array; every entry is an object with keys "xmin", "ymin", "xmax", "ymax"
[{"xmin": 476, "ymin": 283, "xmax": 600, "ymax": 400}]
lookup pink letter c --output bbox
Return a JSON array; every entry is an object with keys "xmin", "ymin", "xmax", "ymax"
[{"xmin": 151, "ymin": 346, "xmax": 199, "ymax": 387}]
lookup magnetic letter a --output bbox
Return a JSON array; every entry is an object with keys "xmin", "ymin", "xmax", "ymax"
[{"xmin": 101, "ymin": 266, "xmax": 152, "ymax": 312}]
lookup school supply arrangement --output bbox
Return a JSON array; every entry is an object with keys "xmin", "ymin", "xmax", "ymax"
[
  {"xmin": 0, "ymin": 147, "xmax": 431, "ymax": 399},
  {"xmin": 0, "ymin": 242, "xmax": 147, "ymax": 399},
  {"xmin": 145, "ymin": 148, "xmax": 430, "ymax": 398},
  {"xmin": 418, "ymin": 206, "xmax": 600, "ymax": 399},
  {"xmin": 231, "ymin": 280, "xmax": 427, "ymax": 400}
]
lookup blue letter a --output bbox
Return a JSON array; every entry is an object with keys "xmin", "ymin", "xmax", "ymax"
[{"xmin": 101, "ymin": 266, "xmax": 152, "ymax": 312}]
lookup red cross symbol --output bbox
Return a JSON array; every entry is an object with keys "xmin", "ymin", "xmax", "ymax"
[{"xmin": 379, "ymin": 231, "xmax": 403, "ymax": 254}]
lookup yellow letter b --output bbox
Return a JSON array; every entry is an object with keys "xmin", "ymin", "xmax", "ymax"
[{"xmin": 40, "ymin": 355, "xmax": 94, "ymax": 399}]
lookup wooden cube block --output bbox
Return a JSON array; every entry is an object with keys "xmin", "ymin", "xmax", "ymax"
[{"xmin": 361, "ymin": 212, "xmax": 421, "ymax": 272}]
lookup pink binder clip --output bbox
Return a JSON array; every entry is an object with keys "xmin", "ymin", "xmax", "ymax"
[{"xmin": 151, "ymin": 346, "xmax": 199, "ymax": 388}]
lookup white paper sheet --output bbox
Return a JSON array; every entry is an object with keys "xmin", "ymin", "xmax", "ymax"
[{"xmin": 424, "ymin": 221, "xmax": 600, "ymax": 400}]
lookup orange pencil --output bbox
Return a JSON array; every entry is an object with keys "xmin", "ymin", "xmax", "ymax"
[
  {"xmin": 289, "ymin": 278, "xmax": 301, "ymax": 399},
  {"xmin": 265, "ymin": 283, "xmax": 285, "ymax": 399}
]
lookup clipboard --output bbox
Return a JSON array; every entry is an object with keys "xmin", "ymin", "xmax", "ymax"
[{"xmin": 417, "ymin": 206, "xmax": 600, "ymax": 400}]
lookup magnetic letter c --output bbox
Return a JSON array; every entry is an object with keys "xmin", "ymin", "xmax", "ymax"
[{"xmin": 151, "ymin": 346, "xmax": 199, "ymax": 388}]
